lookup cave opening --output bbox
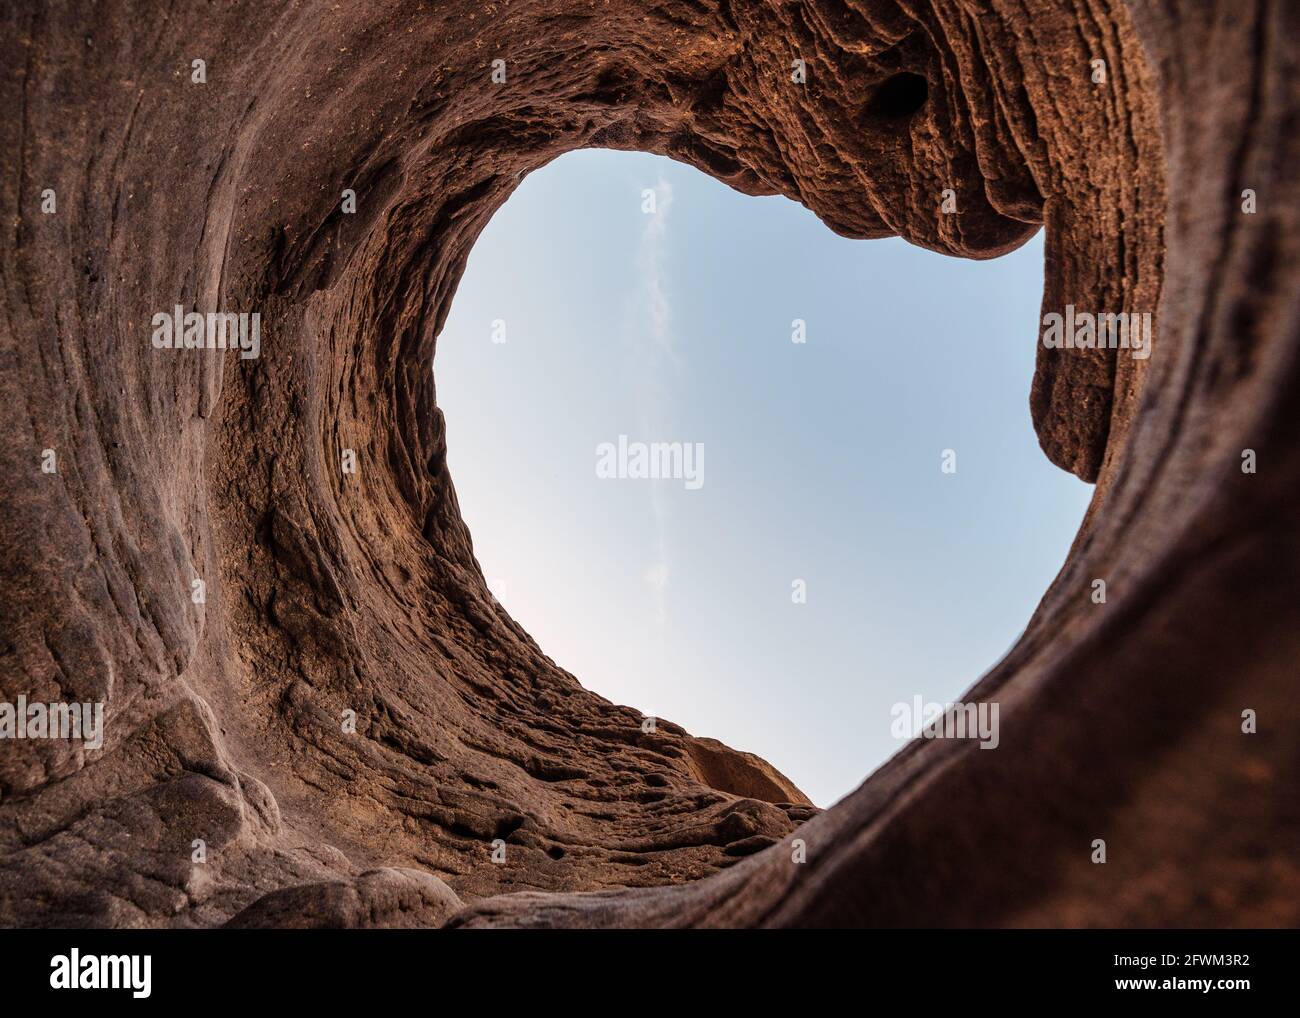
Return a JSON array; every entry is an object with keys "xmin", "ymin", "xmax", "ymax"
[
  {"xmin": 866, "ymin": 72, "xmax": 931, "ymax": 120},
  {"xmin": 9, "ymin": 0, "xmax": 1285, "ymax": 935},
  {"xmin": 434, "ymin": 149, "xmax": 1092, "ymax": 808}
]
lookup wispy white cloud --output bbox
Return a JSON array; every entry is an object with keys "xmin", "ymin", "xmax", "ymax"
[
  {"xmin": 640, "ymin": 177, "xmax": 678, "ymax": 365},
  {"xmin": 635, "ymin": 176, "xmax": 676, "ymax": 625}
]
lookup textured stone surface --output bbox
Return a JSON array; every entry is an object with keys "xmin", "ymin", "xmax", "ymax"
[
  {"xmin": 225, "ymin": 867, "xmax": 465, "ymax": 930},
  {"xmin": 1, "ymin": 0, "xmax": 1296, "ymax": 928}
]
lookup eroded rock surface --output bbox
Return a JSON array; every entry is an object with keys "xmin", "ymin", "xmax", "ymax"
[{"xmin": 1, "ymin": 0, "xmax": 1296, "ymax": 928}]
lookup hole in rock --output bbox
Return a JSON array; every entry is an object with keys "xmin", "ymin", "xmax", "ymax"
[
  {"xmin": 866, "ymin": 72, "xmax": 929, "ymax": 120},
  {"xmin": 437, "ymin": 150, "xmax": 1092, "ymax": 808}
]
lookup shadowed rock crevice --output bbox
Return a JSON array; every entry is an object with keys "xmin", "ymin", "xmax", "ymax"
[{"xmin": 1, "ymin": 0, "xmax": 1296, "ymax": 928}]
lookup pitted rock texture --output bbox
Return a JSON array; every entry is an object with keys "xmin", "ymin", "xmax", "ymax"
[{"xmin": 1, "ymin": 0, "xmax": 1296, "ymax": 928}]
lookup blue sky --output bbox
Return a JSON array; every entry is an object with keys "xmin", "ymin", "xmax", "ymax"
[{"xmin": 435, "ymin": 149, "xmax": 1092, "ymax": 807}]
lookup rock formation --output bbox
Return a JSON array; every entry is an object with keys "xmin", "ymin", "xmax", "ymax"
[{"xmin": 1, "ymin": 0, "xmax": 1295, "ymax": 927}]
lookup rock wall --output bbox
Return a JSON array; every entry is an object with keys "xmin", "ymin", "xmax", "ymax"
[{"xmin": 1, "ymin": 0, "xmax": 1295, "ymax": 928}]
